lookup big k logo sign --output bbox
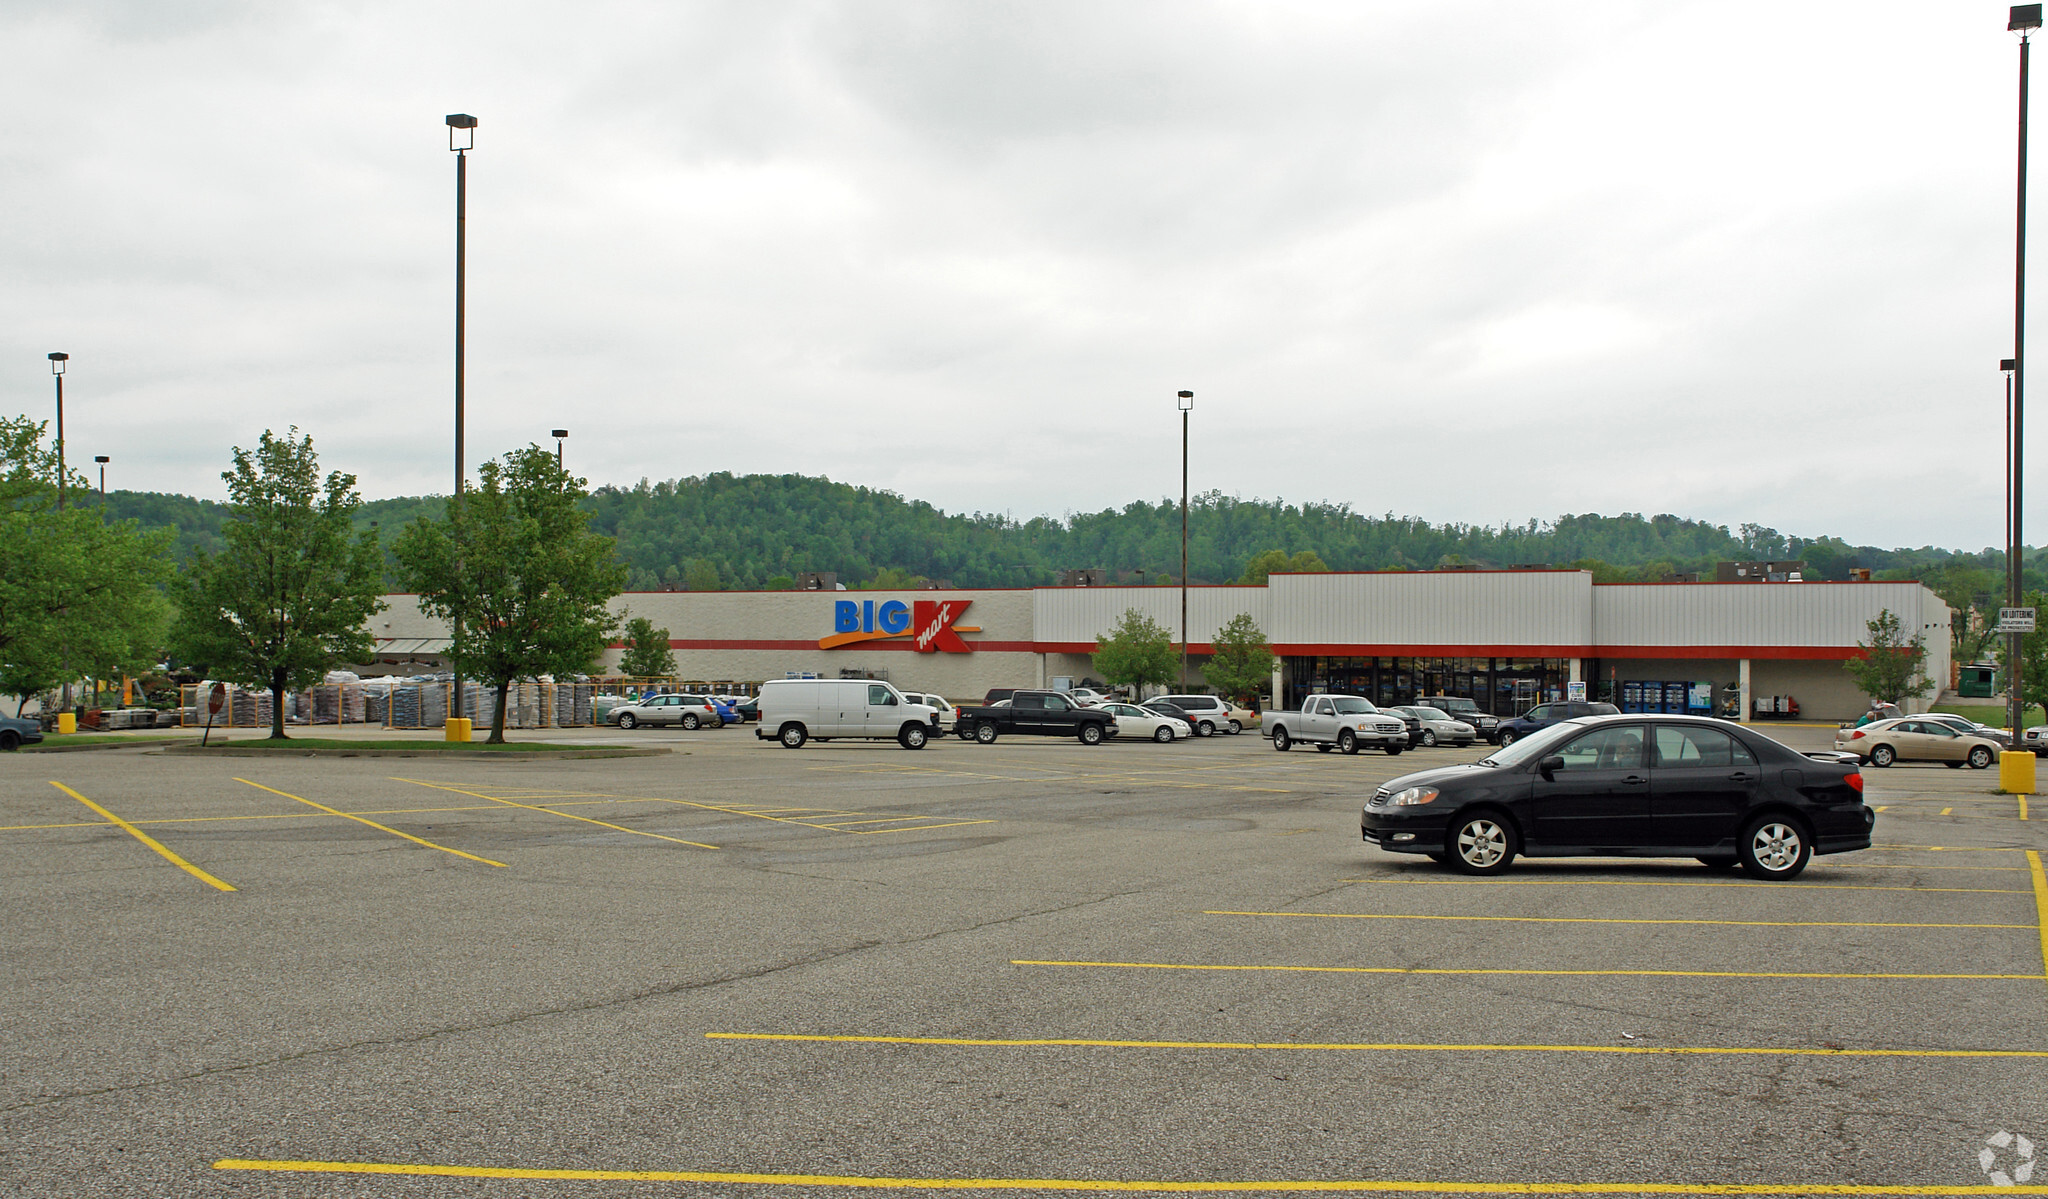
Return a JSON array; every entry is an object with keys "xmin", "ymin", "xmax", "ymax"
[{"xmin": 820, "ymin": 598, "xmax": 978, "ymax": 653}]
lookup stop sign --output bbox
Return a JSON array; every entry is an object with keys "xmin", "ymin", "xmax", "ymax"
[{"xmin": 207, "ymin": 682, "xmax": 227, "ymax": 716}]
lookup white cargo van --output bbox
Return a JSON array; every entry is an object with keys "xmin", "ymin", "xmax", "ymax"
[{"xmin": 754, "ymin": 679, "xmax": 941, "ymax": 750}]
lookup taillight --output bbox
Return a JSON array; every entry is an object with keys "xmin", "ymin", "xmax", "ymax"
[
  {"xmin": 1847, "ymin": 730, "xmax": 1865, "ymax": 740},
  {"xmin": 1846, "ymin": 772, "xmax": 1864, "ymax": 794}
]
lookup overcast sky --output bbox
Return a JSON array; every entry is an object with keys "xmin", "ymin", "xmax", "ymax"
[{"xmin": 0, "ymin": 1, "xmax": 2029, "ymax": 550}]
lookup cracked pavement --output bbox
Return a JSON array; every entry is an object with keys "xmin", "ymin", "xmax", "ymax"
[{"xmin": 1, "ymin": 726, "xmax": 2044, "ymax": 1195}]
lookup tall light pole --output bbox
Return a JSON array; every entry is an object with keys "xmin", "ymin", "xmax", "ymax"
[
  {"xmin": 552, "ymin": 428, "xmax": 568, "ymax": 469},
  {"xmin": 1178, "ymin": 389, "xmax": 1193, "ymax": 690},
  {"xmin": 2012, "ymin": 5, "xmax": 2039, "ymax": 744},
  {"xmin": 447, "ymin": 113, "xmax": 477, "ymax": 723},
  {"xmin": 94, "ymin": 455, "xmax": 109, "ymax": 502},
  {"xmin": 48, "ymin": 353, "xmax": 67, "ymax": 510}
]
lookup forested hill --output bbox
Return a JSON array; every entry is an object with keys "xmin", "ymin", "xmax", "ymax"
[{"xmin": 98, "ymin": 470, "xmax": 2011, "ymax": 593}]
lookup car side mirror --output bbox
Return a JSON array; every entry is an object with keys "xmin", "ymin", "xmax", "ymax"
[{"xmin": 1537, "ymin": 755, "xmax": 1565, "ymax": 779}]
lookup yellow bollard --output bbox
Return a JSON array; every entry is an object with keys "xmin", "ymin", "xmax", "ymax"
[
  {"xmin": 1999, "ymin": 750, "xmax": 2036, "ymax": 796},
  {"xmin": 56, "ymin": 712, "xmax": 77, "ymax": 735},
  {"xmin": 445, "ymin": 717, "xmax": 472, "ymax": 743}
]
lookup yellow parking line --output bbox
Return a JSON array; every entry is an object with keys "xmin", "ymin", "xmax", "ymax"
[
  {"xmin": 49, "ymin": 782, "xmax": 235, "ymax": 893},
  {"xmin": 708, "ymin": 1032, "xmax": 2048, "ymax": 1059},
  {"xmin": 392, "ymin": 779, "xmax": 717, "ymax": 850},
  {"xmin": 209, "ymin": 1158, "xmax": 2048, "ymax": 1193},
  {"xmin": 1343, "ymin": 878, "xmax": 2027, "ymax": 894},
  {"xmin": 1203, "ymin": 910, "xmax": 2035, "ymax": 931},
  {"xmin": 1873, "ymin": 844, "xmax": 2023, "ymax": 851},
  {"xmin": 2023, "ymin": 796, "xmax": 2031, "ymax": 821},
  {"xmin": 1013, "ymin": 960, "xmax": 2046, "ymax": 982},
  {"xmin": 2030, "ymin": 851, "xmax": 2048, "ymax": 982},
  {"xmin": 857, "ymin": 820, "xmax": 998, "ymax": 835},
  {"xmin": 235, "ymin": 780, "xmax": 507, "ymax": 867}
]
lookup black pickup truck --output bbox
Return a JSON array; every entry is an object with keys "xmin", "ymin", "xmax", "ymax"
[{"xmin": 956, "ymin": 690, "xmax": 1116, "ymax": 745}]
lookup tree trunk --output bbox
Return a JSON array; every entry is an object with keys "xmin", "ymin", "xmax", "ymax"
[
  {"xmin": 488, "ymin": 677, "xmax": 510, "ymax": 744},
  {"xmin": 269, "ymin": 668, "xmax": 288, "ymax": 739}
]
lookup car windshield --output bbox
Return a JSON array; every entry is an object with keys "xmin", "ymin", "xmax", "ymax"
[
  {"xmin": 1439, "ymin": 699, "xmax": 1477, "ymax": 713},
  {"xmin": 1330, "ymin": 698, "xmax": 1377, "ymax": 715},
  {"xmin": 1478, "ymin": 720, "xmax": 1585, "ymax": 769},
  {"xmin": 1411, "ymin": 707, "xmax": 1450, "ymax": 721}
]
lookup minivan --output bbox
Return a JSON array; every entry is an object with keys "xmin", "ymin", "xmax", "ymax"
[{"xmin": 754, "ymin": 679, "xmax": 940, "ymax": 750}]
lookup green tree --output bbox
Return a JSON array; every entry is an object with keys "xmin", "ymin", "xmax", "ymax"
[
  {"xmin": 168, "ymin": 429, "xmax": 385, "ymax": 739},
  {"xmin": 618, "ymin": 612, "xmax": 677, "ymax": 679},
  {"xmin": 0, "ymin": 417, "xmax": 175, "ymax": 711},
  {"xmin": 1843, "ymin": 608, "xmax": 1934, "ymax": 707},
  {"xmin": 1092, "ymin": 608, "xmax": 1178, "ymax": 696},
  {"xmin": 1201, "ymin": 613, "xmax": 1275, "ymax": 703},
  {"xmin": 393, "ymin": 446, "xmax": 628, "ymax": 743},
  {"xmin": 856, "ymin": 566, "xmax": 927, "ymax": 590},
  {"xmin": 684, "ymin": 557, "xmax": 722, "ymax": 591},
  {"xmin": 764, "ymin": 575, "xmax": 795, "ymax": 591},
  {"xmin": 1238, "ymin": 548, "xmax": 1330, "ymax": 584}
]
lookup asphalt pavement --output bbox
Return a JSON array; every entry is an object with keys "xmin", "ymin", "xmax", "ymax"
[{"xmin": 2, "ymin": 721, "xmax": 2043, "ymax": 1196}]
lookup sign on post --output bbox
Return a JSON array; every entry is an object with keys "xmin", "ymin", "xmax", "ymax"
[
  {"xmin": 1998, "ymin": 607, "xmax": 2038, "ymax": 634},
  {"xmin": 202, "ymin": 682, "xmax": 227, "ymax": 747},
  {"xmin": 1566, "ymin": 681, "xmax": 1587, "ymax": 702}
]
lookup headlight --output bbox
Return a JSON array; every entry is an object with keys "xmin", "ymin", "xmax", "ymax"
[{"xmin": 1386, "ymin": 786, "xmax": 1439, "ymax": 806}]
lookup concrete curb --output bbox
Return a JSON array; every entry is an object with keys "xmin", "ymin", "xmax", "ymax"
[
  {"xmin": 22, "ymin": 740, "xmax": 198, "ymax": 753},
  {"xmin": 158, "ymin": 745, "xmax": 673, "ymax": 760}
]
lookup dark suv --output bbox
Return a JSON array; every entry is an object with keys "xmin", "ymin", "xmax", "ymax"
[{"xmin": 1496, "ymin": 700, "xmax": 1619, "ymax": 747}]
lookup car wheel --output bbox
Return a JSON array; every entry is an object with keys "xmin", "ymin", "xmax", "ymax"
[
  {"xmin": 1272, "ymin": 727, "xmax": 1291, "ymax": 752},
  {"xmin": 778, "ymin": 723, "xmax": 807, "ymax": 749},
  {"xmin": 1447, "ymin": 811, "xmax": 1518, "ymax": 875},
  {"xmin": 1197, "ymin": 720, "xmax": 1214, "ymax": 737},
  {"xmin": 1337, "ymin": 729, "xmax": 1358, "ymax": 755},
  {"xmin": 1696, "ymin": 856, "xmax": 1739, "ymax": 870},
  {"xmin": 1153, "ymin": 725, "xmax": 1173, "ymax": 743},
  {"xmin": 899, "ymin": 724, "xmax": 928, "ymax": 750},
  {"xmin": 1421, "ymin": 730, "xmax": 1437, "ymax": 747},
  {"xmin": 1738, "ymin": 816, "xmax": 1810, "ymax": 880},
  {"xmin": 616, "ymin": 713, "xmax": 638, "ymax": 730},
  {"xmin": 0, "ymin": 730, "xmax": 17, "ymax": 752},
  {"xmin": 1227, "ymin": 720, "xmax": 1241, "ymax": 735},
  {"xmin": 1968, "ymin": 746, "xmax": 1994, "ymax": 769},
  {"xmin": 975, "ymin": 721, "xmax": 999, "ymax": 745},
  {"xmin": 682, "ymin": 714, "xmax": 700, "ymax": 730},
  {"xmin": 1079, "ymin": 723, "xmax": 1104, "ymax": 746},
  {"xmin": 1869, "ymin": 744, "xmax": 1896, "ymax": 767},
  {"xmin": 1497, "ymin": 728, "xmax": 1519, "ymax": 747}
]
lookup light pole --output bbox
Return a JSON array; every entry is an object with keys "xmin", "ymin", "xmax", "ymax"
[
  {"xmin": 552, "ymin": 428, "xmax": 568, "ymax": 469},
  {"xmin": 94, "ymin": 455, "xmax": 109, "ymax": 502},
  {"xmin": 2012, "ymin": 5, "xmax": 2040, "ymax": 744},
  {"xmin": 1177, "ymin": 389, "xmax": 1193, "ymax": 690},
  {"xmin": 48, "ymin": 353, "xmax": 67, "ymax": 510},
  {"xmin": 447, "ymin": 112, "xmax": 477, "ymax": 724}
]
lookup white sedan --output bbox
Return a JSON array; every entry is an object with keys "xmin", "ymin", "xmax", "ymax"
[{"xmin": 1100, "ymin": 701, "xmax": 1193, "ymax": 742}]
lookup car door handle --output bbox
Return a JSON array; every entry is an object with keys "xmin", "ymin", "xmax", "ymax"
[
  {"xmin": 1622, "ymin": 775, "xmax": 1647, "ymax": 785},
  {"xmin": 1728, "ymin": 772, "xmax": 1752, "ymax": 782}
]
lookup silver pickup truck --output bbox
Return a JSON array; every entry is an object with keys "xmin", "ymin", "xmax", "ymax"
[{"xmin": 1266, "ymin": 694, "xmax": 1409, "ymax": 755}]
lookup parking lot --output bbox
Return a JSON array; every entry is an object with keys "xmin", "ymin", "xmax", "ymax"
[{"xmin": 3, "ymin": 725, "xmax": 2045, "ymax": 1196}]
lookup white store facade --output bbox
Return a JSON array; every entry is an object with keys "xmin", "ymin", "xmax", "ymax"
[{"xmin": 365, "ymin": 571, "xmax": 1950, "ymax": 722}]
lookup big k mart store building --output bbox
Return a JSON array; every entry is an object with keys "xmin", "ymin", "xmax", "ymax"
[{"xmin": 369, "ymin": 570, "xmax": 1951, "ymax": 722}]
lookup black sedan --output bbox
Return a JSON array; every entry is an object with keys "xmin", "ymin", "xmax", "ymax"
[{"xmin": 1360, "ymin": 714, "xmax": 1872, "ymax": 880}]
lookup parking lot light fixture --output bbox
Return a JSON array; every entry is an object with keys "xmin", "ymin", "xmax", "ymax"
[
  {"xmin": 48, "ymin": 353, "xmax": 68, "ymax": 510},
  {"xmin": 1177, "ymin": 389, "xmax": 1193, "ymax": 690},
  {"xmin": 94, "ymin": 455, "xmax": 109, "ymax": 501},
  {"xmin": 446, "ymin": 112, "xmax": 477, "ymax": 724},
  {"xmin": 2010, "ymin": 7, "xmax": 2039, "ymax": 742},
  {"xmin": 552, "ymin": 428, "xmax": 568, "ymax": 468}
]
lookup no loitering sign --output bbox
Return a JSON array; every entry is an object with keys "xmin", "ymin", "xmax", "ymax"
[{"xmin": 1998, "ymin": 607, "xmax": 2037, "ymax": 633}]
